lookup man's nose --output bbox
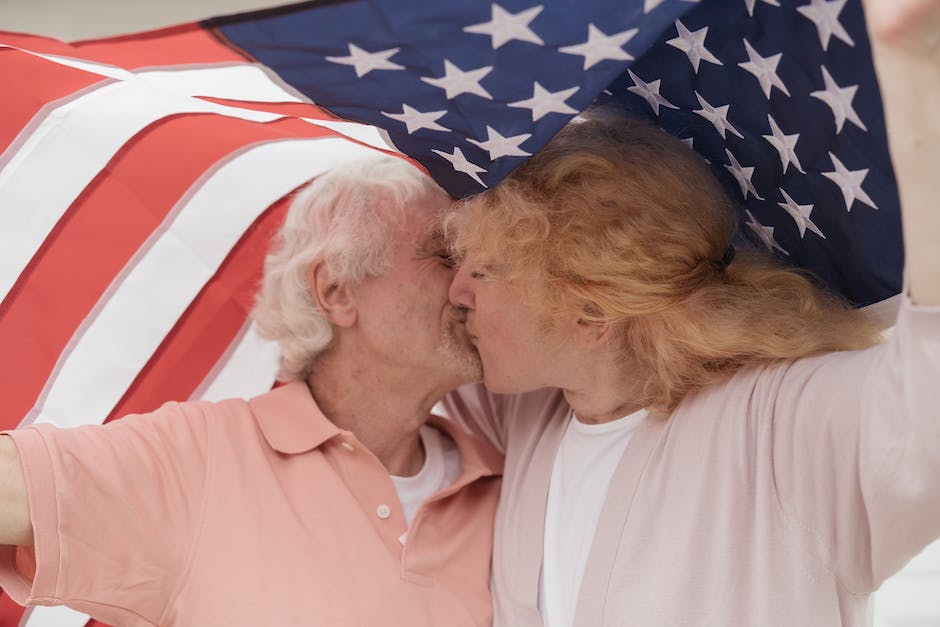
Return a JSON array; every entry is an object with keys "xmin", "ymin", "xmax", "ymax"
[{"xmin": 448, "ymin": 264, "xmax": 474, "ymax": 309}]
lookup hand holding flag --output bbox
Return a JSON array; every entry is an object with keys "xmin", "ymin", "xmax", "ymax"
[{"xmin": 864, "ymin": 0, "xmax": 940, "ymax": 305}]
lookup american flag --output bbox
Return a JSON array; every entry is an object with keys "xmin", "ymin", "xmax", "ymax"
[{"xmin": 0, "ymin": 0, "xmax": 901, "ymax": 625}]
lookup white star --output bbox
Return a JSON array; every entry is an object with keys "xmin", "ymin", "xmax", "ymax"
[
  {"xmin": 762, "ymin": 115, "xmax": 804, "ymax": 174},
  {"xmin": 463, "ymin": 4, "xmax": 544, "ymax": 49},
  {"xmin": 509, "ymin": 82, "xmax": 579, "ymax": 121},
  {"xmin": 421, "ymin": 60, "xmax": 493, "ymax": 100},
  {"xmin": 810, "ymin": 66, "xmax": 866, "ymax": 133},
  {"xmin": 626, "ymin": 69, "xmax": 678, "ymax": 116},
  {"xmin": 693, "ymin": 92, "xmax": 743, "ymax": 140},
  {"xmin": 738, "ymin": 39, "xmax": 790, "ymax": 99},
  {"xmin": 381, "ymin": 104, "xmax": 448, "ymax": 134},
  {"xmin": 724, "ymin": 149, "xmax": 764, "ymax": 200},
  {"xmin": 667, "ymin": 20, "xmax": 723, "ymax": 74},
  {"xmin": 797, "ymin": 0, "xmax": 855, "ymax": 51},
  {"xmin": 778, "ymin": 189, "xmax": 825, "ymax": 239},
  {"xmin": 822, "ymin": 152, "xmax": 877, "ymax": 211},
  {"xmin": 559, "ymin": 24, "xmax": 637, "ymax": 70},
  {"xmin": 746, "ymin": 210, "xmax": 789, "ymax": 255},
  {"xmin": 432, "ymin": 147, "xmax": 487, "ymax": 187},
  {"xmin": 325, "ymin": 44, "xmax": 405, "ymax": 78},
  {"xmin": 745, "ymin": 0, "xmax": 781, "ymax": 16},
  {"xmin": 681, "ymin": 137, "xmax": 695, "ymax": 150},
  {"xmin": 468, "ymin": 126, "xmax": 532, "ymax": 160}
]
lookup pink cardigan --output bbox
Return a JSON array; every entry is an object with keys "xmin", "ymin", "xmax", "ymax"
[{"xmin": 443, "ymin": 295, "xmax": 940, "ymax": 626}]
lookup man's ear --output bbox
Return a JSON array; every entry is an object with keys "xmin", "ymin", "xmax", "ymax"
[{"xmin": 307, "ymin": 262, "xmax": 357, "ymax": 328}]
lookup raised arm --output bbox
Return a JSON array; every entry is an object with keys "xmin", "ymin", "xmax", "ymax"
[
  {"xmin": 0, "ymin": 436, "xmax": 32, "ymax": 546},
  {"xmin": 865, "ymin": 0, "xmax": 940, "ymax": 305}
]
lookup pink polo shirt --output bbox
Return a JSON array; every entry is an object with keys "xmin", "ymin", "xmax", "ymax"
[{"xmin": 0, "ymin": 381, "xmax": 502, "ymax": 626}]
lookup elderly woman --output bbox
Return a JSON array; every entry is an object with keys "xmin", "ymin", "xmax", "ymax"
[{"xmin": 443, "ymin": 1, "xmax": 940, "ymax": 626}]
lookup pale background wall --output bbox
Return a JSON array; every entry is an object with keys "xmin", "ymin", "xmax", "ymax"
[
  {"xmin": 2, "ymin": 1, "xmax": 938, "ymax": 625},
  {"xmin": 0, "ymin": 0, "xmax": 285, "ymax": 41}
]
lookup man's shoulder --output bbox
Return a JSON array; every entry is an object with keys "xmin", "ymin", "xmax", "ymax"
[
  {"xmin": 125, "ymin": 395, "xmax": 257, "ymax": 432},
  {"xmin": 151, "ymin": 382, "xmax": 303, "ymax": 429}
]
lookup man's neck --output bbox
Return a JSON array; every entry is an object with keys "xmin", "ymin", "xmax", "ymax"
[{"xmin": 306, "ymin": 352, "xmax": 452, "ymax": 477}]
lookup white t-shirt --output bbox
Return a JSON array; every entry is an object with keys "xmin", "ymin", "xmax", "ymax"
[
  {"xmin": 538, "ymin": 408, "xmax": 648, "ymax": 627},
  {"xmin": 391, "ymin": 423, "xmax": 462, "ymax": 527}
]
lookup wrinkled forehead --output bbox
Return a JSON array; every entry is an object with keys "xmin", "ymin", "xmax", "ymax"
[{"xmin": 394, "ymin": 196, "xmax": 453, "ymax": 249}]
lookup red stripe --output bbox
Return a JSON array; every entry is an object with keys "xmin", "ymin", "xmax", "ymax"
[
  {"xmin": 0, "ymin": 48, "xmax": 105, "ymax": 155},
  {"xmin": 0, "ymin": 31, "xmax": 85, "ymax": 56},
  {"xmin": 0, "ymin": 24, "xmax": 242, "ymax": 69},
  {"xmin": 107, "ymin": 194, "xmax": 291, "ymax": 420},
  {"xmin": 198, "ymin": 96, "xmax": 345, "ymax": 119},
  {"xmin": 0, "ymin": 113, "xmax": 338, "ymax": 430},
  {"xmin": 73, "ymin": 24, "xmax": 245, "ymax": 68},
  {"xmin": 0, "ymin": 591, "xmax": 24, "ymax": 627}
]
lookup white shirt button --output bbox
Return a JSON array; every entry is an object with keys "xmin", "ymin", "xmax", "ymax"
[
  {"xmin": 340, "ymin": 441, "xmax": 355, "ymax": 452},
  {"xmin": 376, "ymin": 504, "xmax": 391, "ymax": 520}
]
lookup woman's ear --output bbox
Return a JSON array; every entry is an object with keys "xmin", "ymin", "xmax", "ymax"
[
  {"xmin": 575, "ymin": 317, "xmax": 616, "ymax": 348},
  {"xmin": 307, "ymin": 262, "xmax": 357, "ymax": 328},
  {"xmin": 570, "ymin": 301, "xmax": 615, "ymax": 348}
]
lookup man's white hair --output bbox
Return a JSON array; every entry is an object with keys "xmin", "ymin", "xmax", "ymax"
[{"xmin": 252, "ymin": 155, "xmax": 450, "ymax": 381}]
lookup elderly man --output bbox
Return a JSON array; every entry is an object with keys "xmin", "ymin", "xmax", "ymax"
[{"xmin": 0, "ymin": 156, "xmax": 501, "ymax": 626}]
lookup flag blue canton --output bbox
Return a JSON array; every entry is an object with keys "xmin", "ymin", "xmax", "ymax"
[
  {"xmin": 210, "ymin": 0, "xmax": 902, "ymax": 307},
  {"xmin": 208, "ymin": 0, "xmax": 691, "ymax": 198},
  {"xmin": 600, "ymin": 0, "xmax": 902, "ymax": 306}
]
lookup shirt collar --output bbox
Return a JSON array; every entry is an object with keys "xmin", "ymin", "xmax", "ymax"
[
  {"xmin": 248, "ymin": 381, "xmax": 505, "ymax": 479},
  {"xmin": 249, "ymin": 380, "xmax": 340, "ymax": 454}
]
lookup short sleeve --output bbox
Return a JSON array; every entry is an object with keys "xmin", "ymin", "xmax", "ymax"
[{"xmin": 0, "ymin": 402, "xmax": 210, "ymax": 625}]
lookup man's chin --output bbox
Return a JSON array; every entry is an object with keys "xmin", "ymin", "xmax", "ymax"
[
  {"xmin": 440, "ymin": 326, "xmax": 483, "ymax": 382},
  {"xmin": 454, "ymin": 347, "xmax": 483, "ymax": 383}
]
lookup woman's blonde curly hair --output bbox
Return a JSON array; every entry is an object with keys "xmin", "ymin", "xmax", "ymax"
[{"xmin": 446, "ymin": 109, "xmax": 882, "ymax": 413}]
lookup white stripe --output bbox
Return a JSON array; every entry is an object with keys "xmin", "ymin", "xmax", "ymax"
[
  {"xmin": 0, "ymin": 42, "xmax": 303, "ymax": 104},
  {"xmin": 192, "ymin": 321, "xmax": 280, "ymax": 403},
  {"xmin": 0, "ymin": 76, "xmax": 281, "ymax": 303},
  {"xmin": 140, "ymin": 65, "xmax": 304, "ymax": 102},
  {"xmin": 304, "ymin": 117, "xmax": 396, "ymax": 152},
  {"xmin": 0, "ymin": 43, "xmax": 133, "ymax": 80},
  {"xmin": 0, "ymin": 52, "xmax": 395, "ymax": 304},
  {"xmin": 21, "ymin": 604, "xmax": 90, "ymax": 627},
  {"xmin": 26, "ymin": 137, "xmax": 379, "ymax": 429}
]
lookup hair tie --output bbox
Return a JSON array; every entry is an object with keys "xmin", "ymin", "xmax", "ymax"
[{"xmin": 715, "ymin": 244, "xmax": 735, "ymax": 272}]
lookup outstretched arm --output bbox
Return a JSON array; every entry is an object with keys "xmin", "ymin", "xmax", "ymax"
[
  {"xmin": 0, "ymin": 436, "xmax": 31, "ymax": 546},
  {"xmin": 865, "ymin": 0, "xmax": 940, "ymax": 305}
]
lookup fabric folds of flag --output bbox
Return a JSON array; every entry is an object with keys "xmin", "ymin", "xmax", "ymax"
[{"xmin": 0, "ymin": 1, "xmax": 903, "ymax": 626}]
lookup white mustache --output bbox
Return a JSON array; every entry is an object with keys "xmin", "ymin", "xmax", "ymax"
[{"xmin": 447, "ymin": 306, "xmax": 470, "ymax": 325}]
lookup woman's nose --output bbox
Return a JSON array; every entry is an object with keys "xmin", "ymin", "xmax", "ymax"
[{"xmin": 449, "ymin": 264, "xmax": 474, "ymax": 309}]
